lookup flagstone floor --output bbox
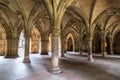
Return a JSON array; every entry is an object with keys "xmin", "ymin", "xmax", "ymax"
[{"xmin": 0, "ymin": 52, "xmax": 120, "ymax": 80}]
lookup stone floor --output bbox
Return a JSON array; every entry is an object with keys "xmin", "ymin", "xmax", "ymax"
[{"xmin": 0, "ymin": 52, "xmax": 120, "ymax": 80}]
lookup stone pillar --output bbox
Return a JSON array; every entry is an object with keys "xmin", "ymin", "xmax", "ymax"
[
  {"xmin": 41, "ymin": 40, "xmax": 49, "ymax": 55},
  {"xmin": 79, "ymin": 40, "xmax": 83, "ymax": 55},
  {"xmin": 87, "ymin": 38, "xmax": 94, "ymax": 62},
  {"xmin": 5, "ymin": 37, "xmax": 19, "ymax": 58},
  {"xmin": 50, "ymin": 29, "xmax": 62, "ymax": 74},
  {"xmin": 23, "ymin": 36, "xmax": 31, "ymax": 63},
  {"xmin": 61, "ymin": 39, "xmax": 65, "ymax": 57},
  {"xmin": 109, "ymin": 37, "xmax": 113, "ymax": 55},
  {"xmin": 5, "ymin": 38, "xmax": 11, "ymax": 58},
  {"xmin": 101, "ymin": 36, "xmax": 106, "ymax": 57},
  {"xmin": 74, "ymin": 41, "xmax": 79, "ymax": 52},
  {"xmin": 12, "ymin": 38, "xmax": 19, "ymax": 57},
  {"xmin": 64, "ymin": 41, "xmax": 67, "ymax": 53}
]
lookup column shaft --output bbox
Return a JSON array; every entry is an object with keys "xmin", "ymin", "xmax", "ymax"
[
  {"xmin": 5, "ymin": 38, "xmax": 18, "ymax": 58},
  {"xmin": 41, "ymin": 40, "xmax": 48, "ymax": 55},
  {"xmin": 79, "ymin": 40, "xmax": 83, "ymax": 55},
  {"xmin": 110, "ymin": 38, "xmax": 113, "ymax": 55},
  {"xmin": 74, "ymin": 41, "xmax": 79, "ymax": 52},
  {"xmin": 23, "ymin": 37, "xmax": 31, "ymax": 63},
  {"xmin": 50, "ymin": 30, "xmax": 62, "ymax": 74},
  {"xmin": 101, "ymin": 38, "xmax": 106, "ymax": 57},
  {"xmin": 61, "ymin": 39, "xmax": 65, "ymax": 57},
  {"xmin": 88, "ymin": 39, "xmax": 94, "ymax": 62}
]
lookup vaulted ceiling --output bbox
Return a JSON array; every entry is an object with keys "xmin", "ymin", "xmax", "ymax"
[{"xmin": 0, "ymin": 0, "xmax": 120, "ymax": 38}]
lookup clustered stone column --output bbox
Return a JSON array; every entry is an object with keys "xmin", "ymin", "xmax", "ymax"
[
  {"xmin": 74, "ymin": 41, "xmax": 79, "ymax": 52},
  {"xmin": 23, "ymin": 35, "xmax": 31, "ymax": 63},
  {"xmin": 87, "ymin": 37, "xmax": 94, "ymax": 62},
  {"xmin": 50, "ymin": 29, "xmax": 62, "ymax": 74},
  {"xmin": 5, "ymin": 37, "xmax": 18, "ymax": 58},
  {"xmin": 109, "ymin": 36, "xmax": 113, "ymax": 55},
  {"xmin": 79, "ymin": 39, "xmax": 83, "ymax": 55},
  {"xmin": 101, "ymin": 36, "xmax": 106, "ymax": 57},
  {"xmin": 61, "ymin": 38, "xmax": 65, "ymax": 57},
  {"xmin": 41, "ymin": 39, "xmax": 49, "ymax": 55},
  {"xmin": 64, "ymin": 41, "xmax": 67, "ymax": 53}
]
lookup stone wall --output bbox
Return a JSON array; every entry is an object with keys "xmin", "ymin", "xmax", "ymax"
[{"xmin": 0, "ymin": 40, "xmax": 6, "ymax": 56}]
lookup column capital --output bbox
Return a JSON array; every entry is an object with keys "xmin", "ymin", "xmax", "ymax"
[
  {"xmin": 88, "ymin": 54, "xmax": 94, "ymax": 62},
  {"xmin": 24, "ymin": 31, "xmax": 31, "ymax": 39},
  {"xmin": 109, "ymin": 37, "xmax": 113, "ymax": 41},
  {"xmin": 52, "ymin": 29, "xmax": 60, "ymax": 36},
  {"xmin": 87, "ymin": 37, "xmax": 93, "ymax": 41},
  {"xmin": 101, "ymin": 35, "xmax": 106, "ymax": 40},
  {"xmin": 23, "ymin": 57, "xmax": 31, "ymax": 63}
]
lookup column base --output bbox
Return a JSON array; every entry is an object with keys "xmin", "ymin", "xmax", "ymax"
[
  {"xmin": 23, "ymin": 58, "xmax": 31, "ymax": 63},
  {"xmin": 79, "ymin": 51, "xmax": 82, "ymax": 55},
  {"xmin": 102, "ymin": 52, "xmax": 107, "ymax": 57},
  {"xmin": 0, "ymin": 52, "xmax": 5, "ymax": 56},
  {"xmin": 102, "ymin": 54, "xmax": 106, "ymax": 57},
  {"xmin": 88, "ymin": 54, "xmax": 94, "ymax": 62},
  {"xmin": 4, "ymin": 54, "xmax": 19, "ymax": 58},
  {"xmin": 61, "ymin": 54, "xmax": 65, "ymax": 57},
  {"xmin": 49, "ymin": 67, "xmax": 62, "ymax": 74},
  {"xmin": 110, "ymin": 53, "xmax": 113, "ymax": 55}
]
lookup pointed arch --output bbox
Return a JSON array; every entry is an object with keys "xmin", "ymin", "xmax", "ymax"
[{"xmin": 66, "ymin": 33, "xmax": 74, "ymax": 51}]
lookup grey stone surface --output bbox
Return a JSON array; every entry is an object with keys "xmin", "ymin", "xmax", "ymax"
[{"xmin": 0, "ymin": 52, "xmax": 120, "ymax": 80}]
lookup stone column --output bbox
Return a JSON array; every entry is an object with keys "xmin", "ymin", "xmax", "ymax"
[
  {"xmin": 12, "ymin": 38, "xmax": 19, "ymax": 57},
  {"xmin": 64, "ymin": 41, "xmax": 67, "ymax": 53},
  {"xmin": 87, "ymin": 37, "xmax": 94, "ymax": 62},
  {"xmin": 79, "ymin": 40, "xmax": 83, "ymax": 55},
  {"xmin": 5, "ymin": 37, "xmax": 11, "ymax": 58},
  {"xmin": 23, "ymin": 36, "xmax": 31, "ymax": 63},
  {"xmin": 74, "ymin": 41, "xmax": 79, "ymax": 52},
  {"xmin": 41, "ymin": 40, "xmax": 49, "ymax": 55},
  {"xmin": 101, "ymin": 36, "xmax": 106, "ymax": 57},
  {"xmin": 5, "ymin": 37, "xmax": 19, "ymax": 58},
  {"xmin": 109, "ymin": 37, "xmax": 113, "ymax": 55},
  {"xmin": 61, "ymin": 39, "xmax": 65, "ymax": 57},
  {"xmin": 50, "ymin": 29, "xmax": 62, "ymax": 74}
]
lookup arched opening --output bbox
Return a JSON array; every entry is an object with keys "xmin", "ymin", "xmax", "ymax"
[
  {"xmin": 66, "ymin": 33, "xmax": 74, "ymax": 52},
  {"xmin": 92, "ymin": 32, "xmax": 101, "ymax": 54},
  {"xmin": 48, "ymin": 34, "xmax": 52, "ymax": 55},
  {"xmin": 18, "ymin": 25, "xmax": 41, "ymax": 57},
  {"xmin": 30, "ymin": 26, "xmax": 41, "ymax": 54},
  {"xmin": 67, "ymin": 37, "xmax": 73, "ymax": 51},
  {"xmin": 0, "ymin": 24, "xmax": 6, "ymax": 56},
  {"xmin": 18, "ymin": 31, "xmax": 25, "ymax": 57}
]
